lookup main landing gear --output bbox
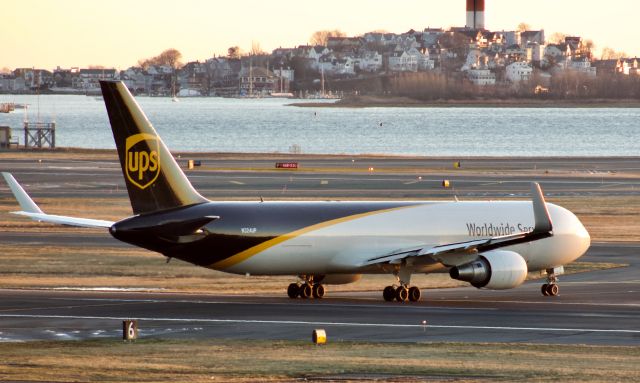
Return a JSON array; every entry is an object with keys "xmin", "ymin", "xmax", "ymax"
[
  {"xmin": 287, "ymin": 276, "xmax": 326, "ymax": 299},
  {"xmin": 541, "ymin": 268, "xmax": 560, "ymax": 297},
  {"xmin": 383, "ymin": 285, "xmax": 421, "ymax": 302},
  {"xmin": 383, "ymin": 268, "xmax": 421, "ymax": 302}
]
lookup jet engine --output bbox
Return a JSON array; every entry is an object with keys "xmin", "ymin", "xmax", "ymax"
[{"xmin": 449, "ymin": 250, "xmax": 528, "ymax": 290}]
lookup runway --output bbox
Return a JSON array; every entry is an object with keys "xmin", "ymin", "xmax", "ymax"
[{"xmin": 0, "ymin": 243, "xmax": 637, "ymax": 346}]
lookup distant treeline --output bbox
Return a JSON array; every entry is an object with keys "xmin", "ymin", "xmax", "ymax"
[{"xmin": 323, "ymin": 72, "xmax": 640, "ymax": 100}]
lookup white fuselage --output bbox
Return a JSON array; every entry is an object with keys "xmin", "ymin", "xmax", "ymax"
[{"xmin": 222, "ymin": 201, "xmax": 590, "ymax": 276}]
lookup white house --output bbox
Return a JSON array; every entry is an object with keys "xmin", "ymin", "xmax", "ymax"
[
  {"xmin": 388, "ymin": 51, "xmax": 418, "ymax": 72},
  {"xmin": 306, "ymin": 46, "xmax": 330, "ymax": 70},
  {"xmin": 506, "ymin": 61, "xmax": 533, "ymax": 82},
  {"xmin": 569, "ymin": 58, "xmax": 597, "ymax": 77},
  {"xmin": 0, "ymin": 75, "xmax": 27, "ymax": 92},
  {"xmin": 72, "ymin": 68, "xmax": 119, "ymax": 90},
  {"xmin": 467, "ymin": 68, "xmax": 496, "ymax": 86},
  {"xmin": 618, "ymin": 58, "xmax": 639, "ymax": 75},
  {"xmin": 356, "ymin": 51, "xmax": 383, "ymax": 72},
  {"xmin": 319, "ymin": 55, "xmax": 355, "ymax": 75},
  {"xmin": 405, "ymin": 47, "xmax": 433, "ymax": 71}
]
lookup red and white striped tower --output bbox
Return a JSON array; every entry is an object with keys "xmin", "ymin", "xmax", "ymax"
[{"xmin": 466, "ymin": 0, "xmax": 485, "ymax": 30}]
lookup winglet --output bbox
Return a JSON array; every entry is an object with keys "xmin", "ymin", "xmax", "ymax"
[
  {"xmin": 2, "ymin": 172, "xmax": 43, "ymax": 214},
  {"xmin": 531, "ymin": 182, "xmax": 553, "ymax": 233}
]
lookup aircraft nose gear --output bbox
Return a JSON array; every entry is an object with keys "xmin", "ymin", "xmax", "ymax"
[
  {"xmin": 287, "ymin": 276, "xmax": 326, "ymax": 299},
  {"xmin": 541, "ymin": 268, "xmax": 560, "ymax": 297}
]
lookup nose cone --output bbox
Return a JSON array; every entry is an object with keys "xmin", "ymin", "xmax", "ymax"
[{"xmin": 547, "ymin": 203, "xmax": 591, "ymax": 265}]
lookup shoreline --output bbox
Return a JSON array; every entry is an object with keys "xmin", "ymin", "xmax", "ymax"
[
  {"xmin": 1, "ymin": 147, "xmax": 640, "ymax": 161},
  {"xmin": 291, "ymin": 96, "xmax": 640, "ymax": 108}
]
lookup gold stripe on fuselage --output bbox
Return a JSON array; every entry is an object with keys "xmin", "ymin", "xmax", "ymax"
[{"xmin": 210, "ymin": 205, "xmax": 419, "ymax": 270}]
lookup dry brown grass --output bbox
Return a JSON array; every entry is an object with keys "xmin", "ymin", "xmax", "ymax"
[
  {"xmin": 0, "ymin": 243, "xmax": 468, "ymax": 293},
  {"xmin": 0, "ymin": 339, "xmax": 638, "ymax": 382},
  {"xmin": 550, "ymin": 196, "xmax": 640, "ymax": 242}
]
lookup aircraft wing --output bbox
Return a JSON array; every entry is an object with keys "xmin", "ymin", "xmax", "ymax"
[
  {"xmin": 362, "ymin": 182, "xmax": 553, "ymax": 268},
  {"xmin": 2, "ymin": 172, "xmax": 114, "ymax": 229}
]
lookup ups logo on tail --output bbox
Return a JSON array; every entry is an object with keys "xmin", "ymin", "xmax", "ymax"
[{"xmin": 125, "ymin": 133, "xmax": 160, "ymax": 190}]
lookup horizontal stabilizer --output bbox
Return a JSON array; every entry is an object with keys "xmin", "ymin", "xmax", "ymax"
[
  {"xmin": 2, "ymin": 172, "xmax": 114, "ymax": 229},
  {"xmin": 12, "ymin": 211, "xmax": 114, "ymax": 228}
]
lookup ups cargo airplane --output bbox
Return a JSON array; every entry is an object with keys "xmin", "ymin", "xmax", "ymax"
[{"xmin": 2, "ymin": 80, "xmax": 591, "ymax": 302}]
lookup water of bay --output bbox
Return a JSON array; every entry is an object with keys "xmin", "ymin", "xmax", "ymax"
[{"xmin": 0, "ymin": 94, "xmax": 637, "ymax": 156}]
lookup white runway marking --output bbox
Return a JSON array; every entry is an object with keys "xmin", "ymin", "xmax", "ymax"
[
  {"xmin": 46, "ymin": 297, "xmax": 498, "ymax": 311},
  {"xmin": 0, "ymin": 314, "xmax": 638, "ymax": 334},
  {"xmin": 437, "ymin": 299, "xmax": 640, "ymax": 308}
]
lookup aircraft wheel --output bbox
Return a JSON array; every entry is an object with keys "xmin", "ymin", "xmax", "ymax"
[
  {"xmin": 546, "ymin": 283, "xmax": 559, "ymax": 297},
  {"xmin": 408, "ymin": 286, "xmax": 421, "ymax": 302},
  {"xmin": 383, "ymin": 286, "xmax": 396, "ymax": 302},
  {"xmin": 312, "ymin": 284, "xmax": 325, "ymax": 299},
  {"xmin": 299, "ymin": 283, "xmax": 313, "ymax": 299},
  {"xmin": 287, "ymin": 283, "xmax": 300, "ymax": 299},
  {"xmin": 541, "ymin": 284, "xmax": 549, "ymax": 296},
  {"xmin": 395, "ymin": 286, "xmax": 409, "ymax": 302}
]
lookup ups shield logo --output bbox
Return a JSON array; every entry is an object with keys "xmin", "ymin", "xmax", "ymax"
[{"xmin": 125, "ymin": 133, "xmax": 160, "ymax": 190}]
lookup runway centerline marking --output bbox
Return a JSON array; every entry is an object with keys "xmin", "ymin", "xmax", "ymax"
[{"xmin": 0, "ymin": 314, "xmax": 638, "ymax": 334}]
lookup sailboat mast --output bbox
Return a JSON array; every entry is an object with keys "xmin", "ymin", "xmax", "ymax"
[{"xmin": 249, "ymin": 56, "xmax": 253, "ymax": 97}]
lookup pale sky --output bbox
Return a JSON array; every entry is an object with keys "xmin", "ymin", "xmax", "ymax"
[{"xmin": 2, "ymin": 0, "xmax": 638, "ymax": 70}]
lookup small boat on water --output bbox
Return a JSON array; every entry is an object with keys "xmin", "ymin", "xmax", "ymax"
[
  {"xmin": 270, "ymin": 92, "xmax": 294, "ymax": 98},
  {"xmin": 0, "ymin": 103, "xmax": 15, "ymax": 113}
]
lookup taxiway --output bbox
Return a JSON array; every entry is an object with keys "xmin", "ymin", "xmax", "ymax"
[{"xmin": 0, "ymin": 243, "xmax": 637, "ymax": 346}]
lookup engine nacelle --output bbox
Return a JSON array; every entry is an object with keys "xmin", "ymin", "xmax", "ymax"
[
  {"xmin": 318, "ymin": 274, "xmax": 362, "ymax": 285},
  {"xmin": 449, "ymin": 250, "xmax": 528, "ymax": 290}
]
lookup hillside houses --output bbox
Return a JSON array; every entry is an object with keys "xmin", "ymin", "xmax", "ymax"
[
  {"xmin": 617, "ymin": 58, "xmax": 639, "ymax": 75},
  {"xmin": 2, "ymin": 25, "xmax": 638, "ymax": 98},
  {"xmin": 72, "ymin": 68, "xmax": 119, "ymax": 91}
]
